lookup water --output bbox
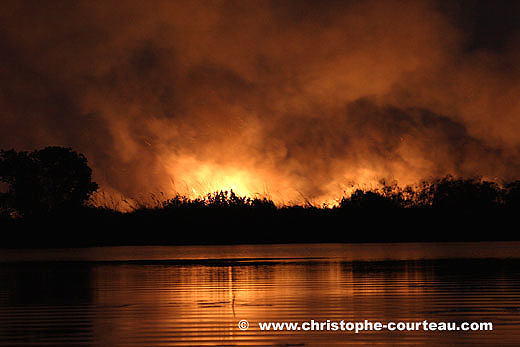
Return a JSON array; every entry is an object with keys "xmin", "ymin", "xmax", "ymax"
[{"xmin": 0, "ymin": 242, "xmax": 519, "ymax": 346}]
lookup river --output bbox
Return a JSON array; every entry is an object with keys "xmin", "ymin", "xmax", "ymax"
[{"xmin": 1, "ymin": 242, "xmax": 519, "ymax": 346}]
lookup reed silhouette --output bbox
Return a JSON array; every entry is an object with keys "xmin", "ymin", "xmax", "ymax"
[{"xmin": 1, "ymin": 146, "xmax": 519, "ymax": 247}]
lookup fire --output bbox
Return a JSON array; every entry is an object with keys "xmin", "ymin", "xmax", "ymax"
[
  {"xmin": 160, "ymin": 154, "xmax": 394, "ymax": 207},
  {"xmin": 164, "ymin": 154, "xmax": 265, "ymax": 200}
]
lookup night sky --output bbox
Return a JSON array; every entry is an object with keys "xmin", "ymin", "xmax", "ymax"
[{"xmin": 1, "ymin": 0, "xmax": 520, "ymax": 206}]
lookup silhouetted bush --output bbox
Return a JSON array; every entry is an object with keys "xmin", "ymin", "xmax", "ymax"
[
  {"xmin": 0, "ymin": 146, "xmax": 98, "ymax": 217},
  {"xmin": 161, "ymin": 190, "xmax": 276, "ymax": 210},
  {"xmin": 504, "ymin": 181, "xmax": 520, "ymax": 209},
  {"xmin": 339, "ymin": 189, "xmax": 400, "ymax": 209},
  {"xmin": 416, "ymin": 176, "xmax": 501, "ymax": 210}
]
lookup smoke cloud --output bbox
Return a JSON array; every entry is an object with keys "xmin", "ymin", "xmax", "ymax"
[{"xmin": 1, "ymin": 0, "xmax": 520, "ymax": 205}]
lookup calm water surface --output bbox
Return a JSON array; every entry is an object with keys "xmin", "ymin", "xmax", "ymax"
[{"xmin": 0, "ymin": 242, "xmax": 519, "ymax": 346}]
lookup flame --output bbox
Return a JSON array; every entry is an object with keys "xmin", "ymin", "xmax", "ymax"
[
  {"xmin": 164, "ymin": 154, "xmax": 266, "ymax": 199},
  {"xmin": 159, "ymin": 154, "xmax": 393, "ymax": 207}
]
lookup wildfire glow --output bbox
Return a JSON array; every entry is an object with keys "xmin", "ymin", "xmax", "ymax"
[
  {"xmin": 2, "ymin": 1, "xmax": 520, "ymax": 211},
  {"xmin": 164, "ymin": 154, "xmax": 266, "ymax": 200}
]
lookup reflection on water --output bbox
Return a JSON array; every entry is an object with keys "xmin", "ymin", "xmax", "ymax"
[{"xmin": 0, "ymin": 242, "xmax": 519, "ymax": 346}]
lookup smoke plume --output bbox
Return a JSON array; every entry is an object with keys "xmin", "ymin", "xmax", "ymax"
[{"xmin": 1, "ymin": 0, "xmax": 520, "ymax": 205}]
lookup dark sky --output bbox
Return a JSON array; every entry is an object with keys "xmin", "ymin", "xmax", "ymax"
[{"xmin": 1, "ymin": 0, "xmax": 519, "ymax": 206}]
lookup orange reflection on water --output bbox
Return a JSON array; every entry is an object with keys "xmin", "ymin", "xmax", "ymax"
[
  {"xmin": 2, "ymin": 244, "xmax": 519, "ymax": 346},
  {"xmin": 87, "ymin": 258, "xmax": 505, "ymax": 347}
]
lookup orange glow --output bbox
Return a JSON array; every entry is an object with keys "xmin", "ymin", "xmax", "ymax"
[
  {"xmin": 2, "ymin": 1, "xmax": 520, "ymax": 209},
  {"xmin": 164, "ymin": 154, "xmax": 263, "ymax": 199}
]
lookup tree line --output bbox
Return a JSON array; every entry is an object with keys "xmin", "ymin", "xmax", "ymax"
[{"xmin": 1, "ymin": 146, "xmax": 520, "ymax": 220}]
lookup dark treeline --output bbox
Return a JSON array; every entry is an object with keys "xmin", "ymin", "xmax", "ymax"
[
  {"xmin": 339, "ymin": 177, "xmax": 520, "ymax": 210},
  {"xmin": 1, "ymin": 147, "xmax": 519, "ymax": 247},
  {"xmin": 131, "ymin": 175, "xmax": 520, "ymax": 212}
]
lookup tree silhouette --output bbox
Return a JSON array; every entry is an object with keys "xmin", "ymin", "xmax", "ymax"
[
  {"xmin": 418, "ymin": 176, "xmax": 501, "ymax": 210},
  {"xmin": 339, "ymin": 189, "xmax": 399, "ymax": 209},
  {"xmin": 0, "ymin": 147, "xmax": 98, "ymax": 217}
]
